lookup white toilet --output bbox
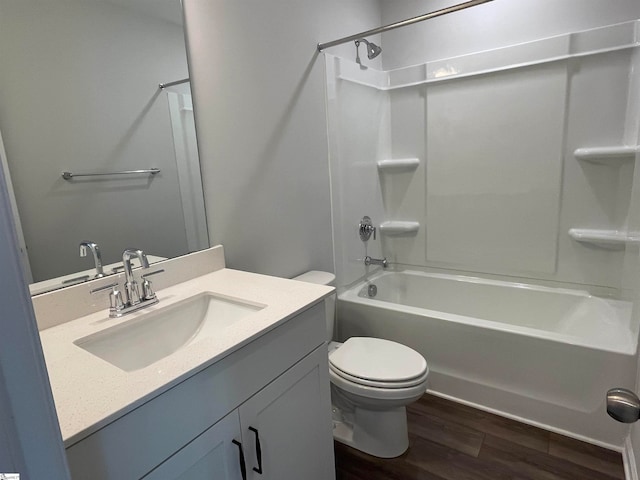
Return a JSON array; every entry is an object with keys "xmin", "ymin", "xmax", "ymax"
[{"xmin": 293, "ymin": 271, "xmax": 429, "ymax": 458}]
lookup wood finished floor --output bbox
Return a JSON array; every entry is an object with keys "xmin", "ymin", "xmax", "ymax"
[{"xmin": 334, "ymin": 394, "xmax": 625, "ymax": 480}]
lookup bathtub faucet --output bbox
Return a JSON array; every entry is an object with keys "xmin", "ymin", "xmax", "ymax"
[{"xmin": 364, "ymin": 256, "xmax": 388, "ymax": 268}]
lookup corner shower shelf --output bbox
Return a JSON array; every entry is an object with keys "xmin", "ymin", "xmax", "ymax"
[
  {"xmin": 379, "ymin": 221, "xmax": 420, "ymax": 236},
  {"xmin": 568, "ymin": 228, "xmax": 640, "ymax": 249},
  {"xmin": 377, "ymin": 158, "xmax": 420, "ymax": 172},
  {"xmin": 573, "ymin": 146, "xmax": 639, "ymax": 164}
]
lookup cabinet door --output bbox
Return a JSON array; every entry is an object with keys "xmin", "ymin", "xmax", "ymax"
[
  {"xmin": 143, "ymin": 410, "xmax": 246, "ymax": 480},
  {"xmin": 239, "ymin": 345, "xmax": 335, "ymax": 480}
]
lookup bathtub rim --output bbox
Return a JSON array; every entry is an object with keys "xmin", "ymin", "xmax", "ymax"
[{"xmin": 338, "ymin": 269, "xmax": 637, "ymax": 356}]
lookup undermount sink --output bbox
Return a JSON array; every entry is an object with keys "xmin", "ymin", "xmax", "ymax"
[{"xmin": 74, "ymin": 292, "xmax": 266, "ymax": 372}]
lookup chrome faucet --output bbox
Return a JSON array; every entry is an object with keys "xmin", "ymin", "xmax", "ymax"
[
  {"xmin": 364, "ymin": 256, "xmax": 388, "ymax": 268},
  {"xmin": 79, "ymin": 241, "xmax": 104, "ymax": 278},
  {"xmin": 91, "ymin": 248, "xmax": 164, "ymax": 318},
  {"xmin": 122, "ymin": 248, "xmax": 150, "ymax": 306}
]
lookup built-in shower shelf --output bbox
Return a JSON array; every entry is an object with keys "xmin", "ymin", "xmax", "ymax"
[
  {"xmin": 574, "ymin": 146, "xmax": 639, "ymax": 164},
  {"xmin": 377, "ymin": 158, "xmax": 420, "ymax": 172},
  {"xmin": 568, "ymin": 228, "xmax": 640, "ymax": 249},
  {"xmin": 379, "ymin": 221, "xmax": 420, "ymax": 236}
]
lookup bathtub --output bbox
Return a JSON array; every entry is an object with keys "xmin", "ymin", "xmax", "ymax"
[{"xmin": 337, "ymin": 270, "xmax": 638, "ymax": 447}]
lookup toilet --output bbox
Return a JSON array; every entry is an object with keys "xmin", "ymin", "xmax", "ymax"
[{"xmin": 293, "ymin": 271, "xmax": 429, "ymax": 458}]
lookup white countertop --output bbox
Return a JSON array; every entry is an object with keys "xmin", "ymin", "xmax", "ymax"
[{"xmin": 39, "ymin": 268, "xmax": 332, "ymax": 447}]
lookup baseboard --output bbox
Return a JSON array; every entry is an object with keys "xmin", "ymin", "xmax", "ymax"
[
  {"xmin": 424, "ymin": 368, "xmax": 630, "ymax": 449},
  {"xmin": 427, "ymin": 389, "xmax": 623, "ymax": 452},
  {"xmin": 624, "ymin": 436, "xmax": 639, "ymax": 480}
]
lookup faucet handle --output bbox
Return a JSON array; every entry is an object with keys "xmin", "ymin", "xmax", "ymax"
[
  {"xmin": 141, "ymin": 269, "xmax": 164, "ymax": 301},
  {"xmin": 359, "ymin": 216, "xmax": 376, "ymax": 241},
  {"xmin": 90, "ymin": 282, "xmax": 125, "ymax": 315},
  {"xmin": 109, "ymin": 288, "xmax": 126, "ymax": 313}
]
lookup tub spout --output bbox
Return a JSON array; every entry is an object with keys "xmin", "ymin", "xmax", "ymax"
[{"xmin": 364, "ymin": 256, "xmax": 388, "ymax": 268}]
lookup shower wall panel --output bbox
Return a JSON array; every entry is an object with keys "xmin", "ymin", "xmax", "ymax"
[
  {"xmin": 424, "ymin": 64, "xmax": 566, "ymax": 275},
  {"xmin": 326, "ymin": 20, "xmax": 640, "ymax": 292},
  {"xmin": 380, "ymin": 86, "xmax": 426, "ymax": 267},
  {"xmin": 325, "ymin": 57, "xmax": 390, "ymax": 287}
]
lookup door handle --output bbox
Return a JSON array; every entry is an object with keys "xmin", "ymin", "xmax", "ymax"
[
  {"xmin": 232, "ymin": 439, "xmax": 247, "ymax": 480},
  {"xmin": 607, "ymin": 388, "xmax": 640, "ymax": 423},
  {"xmin": 249, "ymin": 427, "xmax": 263, "ymax": 474}
]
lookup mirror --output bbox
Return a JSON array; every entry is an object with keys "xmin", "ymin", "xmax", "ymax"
[{"xmin": 0, "ymin": 0, "xmax": 209, "ymax": 295}]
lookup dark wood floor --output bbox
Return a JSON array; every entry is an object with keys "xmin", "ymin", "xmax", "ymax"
[{"xmin": 335, "ymin": 394, "xmax": 625, "ymax": 480}]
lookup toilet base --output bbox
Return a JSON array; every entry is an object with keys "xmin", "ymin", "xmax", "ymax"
[{"xmin": 332, "ymin": 404, "xmax": 409, "ymax": 458}]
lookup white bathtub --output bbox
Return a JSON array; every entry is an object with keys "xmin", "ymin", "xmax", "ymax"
[{"xmin": 337, "ymin": 270, "xmax": 638, "ymax": 447}]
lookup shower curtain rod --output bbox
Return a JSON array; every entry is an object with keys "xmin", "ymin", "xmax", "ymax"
[
  {"xmin": 159, "ymin": 78, "xmax": 190, "ymax": 89},
  {"xmin": 317, "ymin": 0, "xmax": 494, "ymax": 52}
]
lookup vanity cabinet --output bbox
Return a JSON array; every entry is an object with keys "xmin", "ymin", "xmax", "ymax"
[
  {"xmin": 144, "ymin": 346, "xmax": 330, "ymax": 480},
  {"xmin": 66, "ymin": 302, "xmax": 335, "ymax": 480},
  {"xmin": 238, "ymin": 345, "xmax": 332, "ymax": 480}
]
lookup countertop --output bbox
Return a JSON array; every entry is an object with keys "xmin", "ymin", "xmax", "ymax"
[{"xmin": 39, "ymin": 268, "xmax": 332, "ymax": 447}]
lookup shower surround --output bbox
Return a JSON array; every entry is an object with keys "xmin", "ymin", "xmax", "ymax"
[{"xmin": 325, "ymin": 20, "xmax": 640, "ymax": 447}]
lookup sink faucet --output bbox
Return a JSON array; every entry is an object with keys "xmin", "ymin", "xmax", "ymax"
[
  {"xmin": 122, "ymin": 248, "xmax": 150, "ymax": 306},
  {"xmin": 79, "ymin": 241, "xmax": 104, "ymax": 278},
  {"xmin": 91, "ymin": 248, "xmax": 164, "ymax": 318}
]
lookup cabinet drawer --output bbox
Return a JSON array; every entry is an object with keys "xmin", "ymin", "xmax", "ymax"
[{"xmin": 66, "ymin": 301, "xmax": 325, "ymax": 479}]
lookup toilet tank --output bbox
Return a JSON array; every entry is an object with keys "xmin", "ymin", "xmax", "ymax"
[{"xmin": 292, "ymin": 270, "xmax": 335, "ymax": 342}]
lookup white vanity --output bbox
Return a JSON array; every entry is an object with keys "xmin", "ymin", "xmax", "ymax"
[{"xmin": 33, "ymin": 246, "xmax": 336, "ymax": 480}]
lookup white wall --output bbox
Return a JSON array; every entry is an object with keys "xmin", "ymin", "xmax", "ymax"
[
  {"xmin": 0, "ymin": 0, "xmax": 191, "ymax": 282},
  {"xmin": 380, "ymin": 0, "xmax": 640, "ymax": 69},
  {"xmin": 183, "ymin": 0, "xmax": 382, "ymax": 278}
]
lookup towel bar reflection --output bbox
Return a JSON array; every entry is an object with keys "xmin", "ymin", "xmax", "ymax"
[{"xmin": 62, "ymin": 168, "xmax": 160, "ymax": 180}]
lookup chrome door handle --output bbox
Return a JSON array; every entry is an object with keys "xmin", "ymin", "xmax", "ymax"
[{"xmin": 607, "ymin": 388, "xmax": 640, "ymax": 423}]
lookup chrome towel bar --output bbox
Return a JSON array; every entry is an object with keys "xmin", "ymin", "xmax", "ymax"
[
  {"xmin": 62, "ymin": 168, "xmax": 160, "ymax": 180},
  {"xmin": 159, "ymin": 78, "xmax": 190, "ymax": 89}
]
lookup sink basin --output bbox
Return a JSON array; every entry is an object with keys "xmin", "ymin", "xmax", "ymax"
[{"xmin": 74, "ymin": 292, "xmax": 265, "ymax": 372}]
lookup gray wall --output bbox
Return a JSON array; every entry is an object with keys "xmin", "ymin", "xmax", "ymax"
[{"xmin": 183, "ymin": 0, "xmax": 382, "ymax": 278}]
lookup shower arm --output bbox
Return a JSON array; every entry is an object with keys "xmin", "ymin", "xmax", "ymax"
[{"xmin": 317, "ymin": 0, "xmax": 494, "ymax": 52}]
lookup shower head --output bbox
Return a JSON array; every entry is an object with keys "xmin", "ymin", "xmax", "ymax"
[{"xmin": 355, "ymin": 38, "xmax": 382, "ymax": 61}]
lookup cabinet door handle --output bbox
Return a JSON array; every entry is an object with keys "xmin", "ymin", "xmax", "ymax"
[
  {"xmin": 232, "ymin": 439, "xmax": 247, "ymax": 480},
  {"xmin": 248, "ymin": 427, "xmax": 263, "ymax": 474}
]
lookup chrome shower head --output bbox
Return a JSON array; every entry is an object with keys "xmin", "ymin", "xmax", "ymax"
[
  {"xmin": 355, "ymin": 38, "xmax": 382, "ymax": 63},
  {"xmin": 365, "ymin": 40, "xmax": 382, "ymax": 59}
]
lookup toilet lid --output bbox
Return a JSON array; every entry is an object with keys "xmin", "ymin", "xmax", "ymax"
[
  {"xmin": 329, "ymin": 337, "xmax": 427, "ymax": 383},
  {"xmin": 329, "ymin": 363, "xmax": 429, "ymax": 389}
]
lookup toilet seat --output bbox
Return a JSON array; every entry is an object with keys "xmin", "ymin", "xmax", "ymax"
[
  {"xmin": 329, "ymin": 337, "xmax": 428, "ymax": 386},
  {"xmin": 329, "ymin": 368, "xmax": 428, "ymax": 401},
  {"xmin": 329, "ymin": 363, "xmax": 428, "ymax": 389}
]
